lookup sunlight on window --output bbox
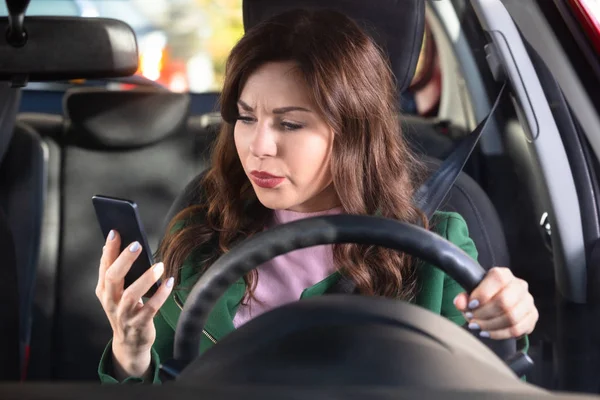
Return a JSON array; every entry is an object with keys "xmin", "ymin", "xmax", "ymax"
[
  {"xmin": 5, "ymin": 0, "xmax": 433, "ymax": 94},
  {"xmin": 129, "ymin": 0, "xmax": 244, "ymax": 92},
  {"xmin": 3, "ymin": 0, "xmax": 244, "ymax": 93}
]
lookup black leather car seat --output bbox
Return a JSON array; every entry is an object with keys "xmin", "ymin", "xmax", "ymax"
[
  {"xmin": 0, "ymin": 85, "xmax": 47, "ymax": 381},
  {"xmin": 19, "ymin": 87, "xmax": 218, "ymax": 380}
]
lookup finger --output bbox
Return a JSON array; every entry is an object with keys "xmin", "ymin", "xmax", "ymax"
[
  {"xmin": 483, "ymin": 308, "xmax": 539, "ymax": 340},
  {"xmin": 132, "ymin": 276, "xmax": 175, "ymax": 324},
  {"xmin": 470, "ymin": 279, "xmax": 527, "ymax": 321},
  {"xmin": 103, "ymin": 241, "xmax": 143, "ymax": 306},
  {"xmin": 96, "ymin": 230, "xmax": 121, "ymax": 297},
  {"xmin": 468, "ymin": 267, "xmax": 514, "ymax": 311},
  {"xmin": 453, "ymin": 292, "xmax": 469, "ymax": 312},
  {"xmin": 118, "ymin": 262, "xmax": 165, "ymax": 313},
  {"xmin": 468, "ymin": 292, "xmax": 534, "ymax": 332}
]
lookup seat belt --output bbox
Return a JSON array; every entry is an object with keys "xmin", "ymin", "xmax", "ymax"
[
  {"xmin": 414, "ymin": 81, "xmax": 507, "ymax": 219},
  {"xmin": 412, "ymin": 80, "xmax": 533, "ymax": 377},
  {"xmin": 0, "ymin": 83, "xmax": 22, "ymax": 381},
  {"xmin": 323, "ymin": 82, "xmax": 534, "ymax": 376},
  {"xmin": 326, "ymin": 82, "xmax": 507, "ymax": 295}
]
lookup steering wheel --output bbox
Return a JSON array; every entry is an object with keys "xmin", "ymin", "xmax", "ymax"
[{"xmin": 162, "ymin": 215, "xmax": 534, "ymax": 389}]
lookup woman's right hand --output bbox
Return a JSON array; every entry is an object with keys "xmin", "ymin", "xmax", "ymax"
[{"xmin": 96, "ymin": 230, "xmax": 174, "ymax": 380}]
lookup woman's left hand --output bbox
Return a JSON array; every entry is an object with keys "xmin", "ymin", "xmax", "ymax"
[{"xmin": 453, "ymin": 267, "xmax": 538, "ymax": 340}]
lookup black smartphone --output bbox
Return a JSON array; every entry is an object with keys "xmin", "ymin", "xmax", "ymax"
[{"xmin": 92, "ymin": 195, "xmax": 159, "ymax": 296}]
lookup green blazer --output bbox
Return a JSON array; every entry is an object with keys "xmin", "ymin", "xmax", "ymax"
[{"xmin": 98, "ymin": 211, "xmax": 514, "ymax": 384}]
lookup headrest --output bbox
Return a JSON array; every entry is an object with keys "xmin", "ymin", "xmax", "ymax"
[
  {"xmin": 243, "ymin": 0, "xmax": 425, "ymax": 93},
  {"xmin": 63, "ymin": 88, "xmax": 191, "ymax": 150}
]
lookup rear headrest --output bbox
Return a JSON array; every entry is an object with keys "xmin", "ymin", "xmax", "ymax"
[
  {"xmin": 243, "ymin": 0, "xmax": 425, "ymax": 93},
  {"xmin": 63, "ymin": 88, "xmax": 191, "ymax": 150}
]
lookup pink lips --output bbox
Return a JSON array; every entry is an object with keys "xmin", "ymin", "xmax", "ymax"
[{"xmin": 250, "ymin": 170, "xmax": 285, "ymax": 189}]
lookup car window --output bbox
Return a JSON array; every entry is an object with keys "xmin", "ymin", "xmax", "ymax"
[
  {"xmin": 0, "ymin": 0, "xmax": 79, "ymax": 16},
  {"xmin": 2, "ymin": 0, "xmax": 431, "ymax": 96},
  {"xmin": 0, "ymin": 0, "xmax": 244, "ymax": 93}
]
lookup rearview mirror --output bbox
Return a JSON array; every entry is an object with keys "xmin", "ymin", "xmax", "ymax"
[{"xmin": 0, "ymin": 17, "xmax": 139, "ymax": 85}]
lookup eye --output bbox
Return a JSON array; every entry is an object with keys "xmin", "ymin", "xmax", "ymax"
[
  {"xmin": 281, "ymin": 121, "xmax": 304, "ymax": 131},
  {"xmin": 236, "ymin": 115, "xmax": 256, "ymax": 125}
]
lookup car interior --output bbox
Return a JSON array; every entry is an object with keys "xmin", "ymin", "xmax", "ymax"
[{"xmin": 3, "ymin": 0, "xmax": 600, "ymax": 399}]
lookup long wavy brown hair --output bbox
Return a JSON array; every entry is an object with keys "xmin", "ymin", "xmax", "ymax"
[{"xmin": 159, "ymin": 9, "xmax": 426, "ymax": 301}]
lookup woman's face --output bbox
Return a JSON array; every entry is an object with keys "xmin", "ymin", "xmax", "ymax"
[{"xmin": 234, "ymin": 61, "xmax": 339, "ymax": 212}]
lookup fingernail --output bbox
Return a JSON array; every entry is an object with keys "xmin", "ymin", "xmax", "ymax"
[
  {"xmin": 468, "ymin": 299, "xmax": 480, "ymax": 309},
  {"xmin": 480, "ymin": 331, "xmax": 490, "ymax": 338},
  {"xmin": 465, "ymin": 312, "xmax": 474, "ymax": 320},
  {"xmin": 468, "ymin": 322, "xmax": 480, "ymax": 331},
  {"xmin": 166, "ymin": 277, "xmax": 174, "ymax": 288},
  {"xmin": 129, "ymin": 242, "xmax": 140, "ymax": 252},
  {"xmin": 153, "ymin": 262, "xmax": 164, "ymax": 274},
  {"xmin": 102, "ymin": 246, "xmax": 105, "ymax": 252},
  {"xmin": 108, "ymin": 230, "xmax": 115, "ymax": 241}
]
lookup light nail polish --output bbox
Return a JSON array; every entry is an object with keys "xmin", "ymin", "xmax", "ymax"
[
  {"xmin": 129, "ymin": 242, "xmax": 140, "ymax": 252},
  {"xmin": 468, "ymin": 322, "xmax": 480, "ymax": 331},
  {"xmin": 166, "ymin": 277, "xmax": 174, "ymax": 288},
  {"xmin": 468, "ymin": 299, "xmax": 480, "ymax": 309},
  {"xmin": 108, "ymin": 230, "xmax": 115, "ymax": 241},
  {"xmin": 480, "ymin": 331, "xmax": 491, "ymax": 338}
]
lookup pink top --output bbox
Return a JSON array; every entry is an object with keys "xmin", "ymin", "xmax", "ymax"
[{"xmin": 232, "ymin": 207, "xmax": 343, "ymax": 328}]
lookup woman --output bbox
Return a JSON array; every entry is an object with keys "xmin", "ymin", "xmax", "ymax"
[{"xmin": 96, "ymin": 9, "xmax": 538, "ymax": 383}]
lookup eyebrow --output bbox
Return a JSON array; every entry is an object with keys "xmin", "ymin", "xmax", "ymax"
[{"xmin": 237, "ymin": 100, "xmax": 311, "ymax": 114}]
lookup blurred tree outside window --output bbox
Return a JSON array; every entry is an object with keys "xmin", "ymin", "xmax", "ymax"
[{"xmin": 128, "ymin": 0, "xmax": 244, "ymax": 92}]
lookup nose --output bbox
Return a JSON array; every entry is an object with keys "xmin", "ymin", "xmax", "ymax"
[{"xmin": 249, "ymin": 120, "xmax": 277, "ymax": 158}]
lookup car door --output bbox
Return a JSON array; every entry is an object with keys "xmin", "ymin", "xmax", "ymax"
[{"xmin": 432, "ymin": 0, "xmax": 600, "ymax": 393}]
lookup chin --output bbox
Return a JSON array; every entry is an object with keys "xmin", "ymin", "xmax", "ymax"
[{"xmin": 253, "ymin": 188, "xmax": 296, "ymax": 210}]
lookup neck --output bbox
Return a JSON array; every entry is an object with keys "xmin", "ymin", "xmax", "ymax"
[{"xmin": 286, "ymin": 184, "xmax": 341, "ymax": 213}]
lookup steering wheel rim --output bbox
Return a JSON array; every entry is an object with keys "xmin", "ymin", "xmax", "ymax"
[{"xmin": 173, "ymin": 214, "xmax": 486, "ymax": 367}]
